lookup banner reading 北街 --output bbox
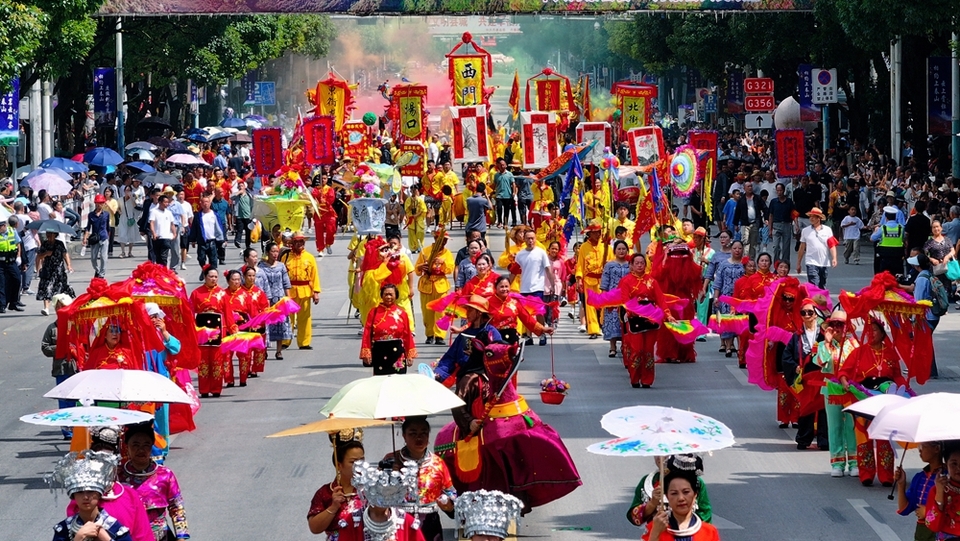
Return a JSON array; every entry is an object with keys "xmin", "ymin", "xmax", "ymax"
[
  {"xmin": 313, "ymin": 75, "xmax": 355, "ymax": 132},
  {"xmin": 93, "ymin": 68, "xmax": 116, "ymax": 126},
  {"xmin": 451, "ymin": 105, "xmax": 489, "ymax": 163},
  {"xmin": 576, "ymin": 122, "xmax": 612, "ymax": 165},
  {"xmin": 391, "ymin": 84, "xmax": 428, "ymax": 141},
  {"xmin": 252, "ymin": 127, "xmax": 283, "ymax": 176},
  {"xmin": 521, "ymin": 111, "xmax": 558, "ymax": 169},
  {"xmin": 775, "ymin": 129, "xmax": 806, "ymax": 178},
  {"xmin": 613, "ymin": 83, "xmax": 657, "ymax": 138},
  {"xmin": 303, "ymin": 116, "xmax": 336, "ymax": 166},
  {"xmin": 450, "ymin": 56, "xmax": 485, "ymax": 106},
  {"xmin": 928, "ymin": 57, "xmax": 952, "ymax": 136},
  {"xmin": 340, "ymin": 120, "xmax": 370, "ymax": 164},
  {"xmin": 399, "ymin": 141, "xmax": 427, "ymax": 177},
  {"xmin": 0, "ymin": 78, "xmax": 19, "ymax": 146}
]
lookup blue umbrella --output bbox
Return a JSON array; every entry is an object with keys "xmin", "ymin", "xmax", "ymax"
[
  {"xmin": 124, "ymin": 161, "xmax": 156, "ymax": 173},
  {"xmin": 220, "ymin": 117, "xmax": 247, "ymax": 129},
  {"xmin": 84, "ymin": 147, "xmax": 124, "ymax": 167},
  {"xmin": 23, "ymin": 167, "xmax": 71, "ymax": 182},
  {"xmin": 244, "ymin": 115, "xmax": 268, "ymax": 123},
  {"xmin": 39, "ymin": 157, "xmax": 88, "ymax": 173},
  {"xmin": 183, "ymin": 127, "xmax": 207, "ymax": 136}
]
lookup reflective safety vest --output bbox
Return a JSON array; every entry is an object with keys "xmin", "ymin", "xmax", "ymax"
[
  {"xmin": 877, "ymin": 224, "xmax": 904, "ymax": 248},
  {"xmin": 0, "ymin": 227, "xmax": 16, "ymax": 253}
]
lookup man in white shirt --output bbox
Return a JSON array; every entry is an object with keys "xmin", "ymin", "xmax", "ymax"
[
  {"xmin": 514, "ymin": 229, "xmax": 555, "ymax": 346},
  {"xmin": 796, "ymin": 208, "xmax": 837, "ymax": 288},
  {"xmin": 13, "ymin": 201, "xmax": 37, "ymax": 295},
  {"xmin": 149, "ymin": 194, "xmax": 177, "ymax": 268},
  {"xmin": 176, "ymin": 190, "xmax": 194, "ymax": 271},
  {"xmin": 37, "ymin": 190, "xmax": 53, "ymax": 221}
]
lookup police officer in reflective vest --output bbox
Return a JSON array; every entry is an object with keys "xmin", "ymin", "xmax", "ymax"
[
  {"xmin": 870, "ymin": 205, "xmax": 905, "ymax": 276},
  {"xmin": 0, "ymin": 217, "xmax": 23, "ymax": 313}
]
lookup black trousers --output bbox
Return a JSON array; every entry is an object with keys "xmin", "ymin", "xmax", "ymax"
[
  {"xmin": 0, "ymin": 259, "xmax": 20, "ymax": 308},
  {"xmin": 496, "ymin": 198, "xmax": 515, "ymax": 226},
  {"xmin": 153, "ymin": 238, "xmax": 173, "ymax": 267},
  {"xmin": 517, "ymin": 198, "xmax": 532, "ymax": 225},
  {"xmin": 796, "ymin": 408, "xmax": 829, "ymax": 448},
  {"xmin": 234, "ymin": 217, "xmax": 252, "ymax": 249}
]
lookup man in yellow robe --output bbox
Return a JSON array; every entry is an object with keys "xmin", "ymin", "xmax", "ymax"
[
  {"xmin": 415, "ymin": 230, "xmax": 454, "ymax": 344},
  {"xmin": 576, "ymin": 221, "xmax": 608, "ymax": 337},
  {"xmin": 281, "ymin": 232, "xmax": 321, "ymax": 348},
  {"xmin": 404, "ymin": 184, "xmax": 427, "ymax": 254}
]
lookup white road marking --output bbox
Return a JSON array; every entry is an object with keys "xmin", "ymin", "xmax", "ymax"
[
  {"xmin": 711, "ymin": 515, "xmax": 744, "ymax": 530},
  {"xmin": 17, "ymin": 388, "xmax": 34, "ymax": 391},
  {"xmin": 725, "ymin": 364, "xmax": 750, "ymax": 386},
  {"xmin": 848, "ymin": 499, "xmax": 901, "ymax": 541}
]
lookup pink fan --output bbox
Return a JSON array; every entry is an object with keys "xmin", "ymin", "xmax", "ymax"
[
  {"xmin": 623, "ymin": 300, "xmax": 665, "ymax": 323},
  {"xmin": 196, "ymin": 327, "xmax": 220, "ymax": 345},
  {"xmin": 239, "ymin": 296, "xmax": 301, "ymax": 330},
  {"xmin": 219, "ymin": 332, "xmax": 267, "ymax": 354}
]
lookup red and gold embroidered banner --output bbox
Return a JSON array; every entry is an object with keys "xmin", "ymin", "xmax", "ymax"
[
  {"xmin": 775, "ymin": 129, "xmax": 806, "ymax": 178},
  {"xmin": 252, "ymin": 127, "xmax": 283, "ymax": 176},
  {"xmin": 450, "ymin": 56, "xmax": 485, "ymax": 106},
  {"xmin": 391, "ymin": 84, "xmax": 428, "ymax": 141},
  {"xmin": 521, "ymin": 111, "xmax": 558, "ymax": 169},
  {"xmin": 340, "ymin": 120, "xmax": 370, "ymax": 164},
  {"xmin": 535, "ymin": 79, "xmax": 562, "ymax": 112},
  {"xmin": 524, "ymin": 68, "xmax": 575, "ymax": 113},
  {"xmin": 613, "ymin": 83, "xmax": 658, "ymax": 137},
  {"xmin": 627, "ymin": 126, "xmax": 665, "ymax": 168},
  {"xmin": 398, "ymin": 141, "xmax": 427, "ymax": 177},
  {"xmin": 451, "ymin": 105, "xmax": 489, "ymax": 163},
  {"xmin": 302, "ymin": 116, "xmax": 336, "ymax": 166},
  {"xmin": 687, "ymin": 130, "xmax": 718, "ymax": 179},
  {"xmin": 311, "ymin": 74, "xmax": 355, "ymax": 132}
]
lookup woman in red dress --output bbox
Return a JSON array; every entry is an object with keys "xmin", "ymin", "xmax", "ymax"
[
  {"xmin": 731, "ymin": 257, "xmax": 756, "ymax": 368},
  {"xmin": 360, "ymin": 284, "xmax": 418, "ymax": 375},
  {"xmin": 618, "ymin": 253, "xmax": 674, "ymax": 388},
  {"xmin": 241, "ymin": 265, "xmax": 270, "ymax": 377},
  {"xmin": 84, "ymin": 322, "xmax": 140, "ymax": 371},
  {"xmin": 838, "ymin": 318, "xmax": 905, "ymax": 487},
  {"xmin": 222, "ymin": 269, "xmax": 254, "ymax": 388},
  {"xmin": 460, "ymin": 253, "xmax": 498, "ymax": 298},
  {"xmin": 487, "ymin": 276, "xmax": 552, "ymax": 345},
  {"xmin": 189, "ymin": 266, "xmax": 233, "ymax": 398}
]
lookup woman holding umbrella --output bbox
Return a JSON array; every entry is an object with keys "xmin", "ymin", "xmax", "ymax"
[
  {"xmin": 648, "ymin": 468, "xmax": 721, "ymax": 541},
  {"xmin": 307, "ymin": 430, "xmax": 366, "ymax": 537},
  {"xmin": 627, "ymin": 455, "xmax": 712, "ymax": 532},
  {"xmin": 35, "ymin": 230, "xmax": 74, "ymax": 315},
  {"xmin": 838, "ymin": 318, "xmax": 905, "ymax": 487},
  {"xmin": 359, "ymin": 283, "xmax": 417, "ymax": 375}
]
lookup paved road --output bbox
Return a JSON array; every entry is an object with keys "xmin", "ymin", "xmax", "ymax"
[{"xmin": 0, "ymin": 230, "xmax": 954, "ymax": 541}]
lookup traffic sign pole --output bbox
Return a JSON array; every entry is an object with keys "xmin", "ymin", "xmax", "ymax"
[{"xmin": 823, "ymin": 105, "xmax": 830, "ymax": 154}]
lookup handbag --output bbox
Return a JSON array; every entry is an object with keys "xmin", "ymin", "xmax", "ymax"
[
  {"xmin": 947, "ymin": 259, "xmax": 960, "ymax": 281},
  {"xmin": 87, "ymin": 232, "xmax": 101, "ymax": 245},
  {"xmin": 933, "ymin": 260, "xmax": 950, "ymax": 276}
]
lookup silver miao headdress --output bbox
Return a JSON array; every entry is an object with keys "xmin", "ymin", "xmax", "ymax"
[
  {"xmin": 46, "ymin": 451, "xmax": 119, "ymax": 496},
  {"xmin": 455, "ymin": 490, "xmax": 523, "ymax": 540},
  {"xmin": 352, "ymin": 460, "xmax": 419, "ymax": 508}
]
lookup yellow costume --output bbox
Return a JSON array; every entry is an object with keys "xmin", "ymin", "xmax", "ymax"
[
  {"xmin": 415, "ymin": 243, "xmax": 454, "ymax": 341},
  {"xmin": 347, "ymin": 234, "xmax": 367, "ymax": 314},
  {"xmin": 404, "ymin": 196, "xmax": 427, "ymax": 253},
  {"xmin": 439, "ymin": 170, "xmax": 459, "ymax": 193},
  {"xmin": 439, "ymin": 194, "xmax": 453, "ymax": 227},
  {"xmin": 536, "ymin": 217, "xmax": 566, "ymax": 248},
  {"xmin": 608, "ymin": 217, "xmax": 636, "ymax": 246},
  {"xmin": 363, "ymin": 256, "xmax": 416, "ymax": 332},
  {"xmin": 576, "ymin": 238, "xmax": 609, "ymax": 335},
  {"xmin": 497, "ymin": 243, "xmax": 523, "ymax": 292},
  {"xmin": 531, "ymin": 182, "xmax": 555, "ymax": 214},
  {"xmin": 281, "ymin": 249, "xmax": 321, "ymax": 347}
]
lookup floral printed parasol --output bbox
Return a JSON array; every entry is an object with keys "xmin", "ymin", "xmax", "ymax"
[
  {"xmin": 20, "ymin": 406, "xmax": 153, "ymax": 427},
  {"xmin": 587, "ymin": 406, "xmax": 735, "ymax": 457}
]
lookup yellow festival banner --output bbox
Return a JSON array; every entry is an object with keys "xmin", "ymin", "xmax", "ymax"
[
  {"xmin": 450, "ymin": 56, "xmax": 485, "ymax": 106},
  {"xmin": 313, "ymin": 76, "xmax": 355, "ymax": 132},
  {"xmin": 392, "ymin": 84, "xmax": 428, "ymax": 141},
  {"xmin": 613, "ymin": 83, "xmax": 657, "ymax": 138}
]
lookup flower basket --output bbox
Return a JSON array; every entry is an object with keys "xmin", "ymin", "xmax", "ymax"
[
  {"xmin": 540, "ymin": 390, "xmax": 567, "ymax": 405},
  {"xmin": 539, "ymin": 376, "xmax": 569, "ymax": 406}
]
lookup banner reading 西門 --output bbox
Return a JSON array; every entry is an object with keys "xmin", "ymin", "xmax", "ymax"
[
  {"xmin": 94, "ymin": 68, "xmax": 116, "ymax": 126},
  {"xmin": 303, "ymin": 116, "xmax": 336, "ymax": 166},
  {"xmin": 613, "ymin": 83, "xmax": 657, "ymax": 138},
  {"xmin": 775, "ymin": 129, "xmax": 806, "ymax": 178},
  {"xmin": 521, "ymin": 111, "xmax": 558, "ymax": 169},
  {"xmin": 450, "ymin": 56, "xmax": 485, "ymax": 106},
  {"xmin": 451, "ymin": 105, "xmax": 489, "ymax": 164},
  {"xmin": 391, "ymin": 84, "xmax": 428, "ymax": 141},
  {"xmin": 252, "ymin": 127, "xmax": 283, "ymax": 176}
]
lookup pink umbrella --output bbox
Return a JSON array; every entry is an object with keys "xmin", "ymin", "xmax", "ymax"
[
  {"xmin": 164, "ymin": 153, "xmax": 206, "ymax": 166},
  {"xmin": 27, "ymin": 173, "xmax": 73, "ymax": 196},
  {"xmin": 71, "ymin": 153, "xmax": 85, "ymax": 162}
]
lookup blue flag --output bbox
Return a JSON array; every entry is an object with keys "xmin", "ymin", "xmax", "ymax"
[
  {"xmin": 560, "ymin": 151, "xmax": 583, "ymax": 204},
  {"xmin": 650, "ymin": 169, "xmax": 665, "ymax": 213}
]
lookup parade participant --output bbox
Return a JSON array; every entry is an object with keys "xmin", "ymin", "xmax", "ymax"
[
  {"xmin": 496, "ymin": 225, "xmax": 527, "ymax": 293},
  {"xmin": 455, "ymin": 241, "xmax": 482, "ymax": 292},
  {"xmin": 405, "ymin": 184, "xmax": 427, "ymax": 254},
  {"xmin": 60, "ymin": 438, "xmax": 153, "ymax": 541},
  {"xmin": 415, "ymin": 229, "xmax": 454, "ymax": 345},
  {"xmin": 536, "ymin": 203, "xmax": 566, "ymax": 253},
  {"xmin": 713, "ymin": 241, "xmax": 746, "ymax": 358},
  {"xmin": 84, "ymin": 322, "xmax": 141, "ymax": 371},
  {"xmin": 838, "ymin": 318, "xmax": 905, "ymax": 486},
  {"xmin": 434, "ymin": 330, "xmax": 581, "ymax": 511},
  {"xmin": 118, "ymin": 423, "xmax": 189, "ymax": 541},
  {"xmin": 307, "ymin": 430, "xmax": 365, "ymax": 539},
  {"xmin": 222, "ymin": 269, "xmax": 255, "ymax": 387},
  {"xmin": 346, "ymin": 233, "xmax": 368, "ymax": 318},
  {"xmin": 41, "ymin": 294, "xmax": 76, "ymax": 439},
  {"xmin": 281, "ymin": 232, "xmax": 321, "ymax": 350},
  {"xmin": 459, "ymin": 253, "xmax": 498, "ymax": 299},
  {"xmin": 36, "ymin": 231, "xmax": 74, "ymax": 315},
  {"xmin": 600, "ymin": 240, "xmax": 631, "ymax": 357},
  {"xmin": 609, "ymin": 204, "xmax": 636, "ymax": 250},
  {"xmin": 543, "ymin": 241, "xmax": 565, "ymax": 330},
  {"xmin": 647, "ymin": 469, "xmax": 721, "ymax": 541},
  {"xmin": 690, "ymin": 228, "xmax": 715, "ymax": 328},
  {"xmin": 384, "ymin": 417, "xmax": 457, "ymax": 541},
  {"xmin": 190, "ymin": 266, "xmax": 231, "ymax": 398},
  {"xmin": 652, "ymin": 238, "xmax": 702, "ymax": 364},
  {"xmin": 731, "ymin": 258, "xmax": 757, "ymax": 369},
  {"xmin": 781, "ymin": 298, "xmax": 827, "ymax": 450},
  {"xmin": 894, "ymin": 441, "xmax": 942, "ymax": 541},
  {"xmin": 52, "ymin": 451, "xmax": 134, "ymax": 541},
  {"xmin": 364, "ymin": 234, "xmax": 416, "ymax": 332},
  {"xmin": 257, "ymin": 242, "xmax": 293, "ymax": 360},
  {"xmin": 765, "ymin": 276, "xmax": 804, "ymax": 429},
  {"xmin": 433, "ymin": 296, "xmax": 501, "ymax": 385},
  {"xmin": 797, "ymin": 207, "xmax": 838, "ymax": 288},
  {"xmin": 576, "ymin": 221, "xmax": 607, "ymax": 338},
  {"xmin": 454, "ymin": 490, "xmax": 522, "ymax": 541},
  {"xmin": 241, "ymin": 265, "xmax": 269, "ymax": 377},
  {"xmin": 335, "ymin": 460, "xmax": 425, "ymax": 541},
  {"xmin": 814, "ymin": 310, "xmax": 860, "ymax": 477},
  {"xmin": 182, "ymin": 173, "xmax": 204, "ymax": 213},
  {"xmin": 313, "ymin": 177, "xmax": 339, "ymax": 255},
  {"xmin": 627, "ymin": 455, "xmax": 712, "ymax": 532},
  {"xmin": 924, "ymin": 445, "xmax": 960, "ymax": 539},
  {"xmin": 487, "ymin": 276, "xmax": 553, "ymax": 345},
  {"xmin": 143, "ymin": 302, "xmax": 182, "ymax": 460},
  {"xmin": 360, "ymin": 284, "xmax": 417, "ymax": 375}
]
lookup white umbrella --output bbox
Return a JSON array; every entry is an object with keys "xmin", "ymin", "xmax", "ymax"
[
  {"xmin": 20, "ymin": 406, "xmax": 153, "ymax": 427},
  {"xmin": 26, "ymin": 173, "xmax": 73, "ymax": 196},
  {"xmin": 320, "ymin": 373, "xmax": 465, "ymax": 419},
  {"xmin": 844, "ymin": 394, "xmax": 910, "ymax": 420},
  {"xmin": 44, "ymin": 369, "xmax": 192, "ymax": 404},
  {"xmin": 164, "ymin": 153, "xmax": 207, "ymax": 166},
  {"xmin": 868, "ymin": 392, "xmax": 960, "ymax": 442},
  {"xmin": 587, "ymin": 405, "xmax": 736, "ymax": 457}
]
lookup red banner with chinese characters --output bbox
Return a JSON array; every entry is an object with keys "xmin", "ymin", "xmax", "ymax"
[
  {"xmin": 775, "ymin": 129, "xmax": 806, "ymax": 178},
  {"xmin": 687, "ymin": 130, "xmax": 718, "ymax": 179},
  {"xmin": 391, "ymin": 84, "xmax": 428, "ymax": 141},
  {"xmin": 399, "ymin": 140, "xmax": 426, "ymax": 177},
  {"xmin": 252, "ymin": 127, "xmax": 283, "ymax": 176},
  {"xmin": 340, "ymin": 120, "xmax": 370, "ymax": 164},
  {"xmin": 535, "ymin": 79, "xmax": 562, "ymax": 112},
  {"xmin": 524, "ymin": 68, "xmax": 575, "ymax": 113},
  {"xmin": 303, "ymin": 116, "xmax": 336, "ymax": 166},
  {"xmin": 613, "ymin": 83, "xmax": 658, "ymax": 138}
]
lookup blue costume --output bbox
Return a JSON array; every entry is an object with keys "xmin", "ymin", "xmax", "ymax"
[
  {"xmin": 53, "ymin": 509, "xmax": 132, "ymax": 541},
  {"xmin": 434, "ymin": 323, "xmax": 501, "ymax": 382},
  {"xmin": 144, "ymin": 333, "xmax": 181, "ymax": 462}
]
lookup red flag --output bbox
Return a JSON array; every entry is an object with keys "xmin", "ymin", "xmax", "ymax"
[
  {"xmin": 582, "ymin": 76, "xmax": 592, "ymax": 121},
  {"xmin": 508, "ymin": 70, "xmax": 520, "ymax": 120}
]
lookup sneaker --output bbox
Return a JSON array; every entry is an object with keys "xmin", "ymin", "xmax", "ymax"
[
  {"xmin": 179, "ymin": 264, "xmax": 186, "ymax": 270},
  {"xmin": 326, "ymin": 246, "xmax": 332, "ymax": 255},
  {"xmin": 524, "ymin": 337, "xmax": 534, "ymax": 346},
  {"xmin": 41, "ymin": 308, "xmax": 49, "ymax": 316},
  {"xmin": 578, "ymin": 325, "xmax": 586, "ymax": 333},
  {"xmin": 831, "ymin": 467, "xmax": 844, "ymax": 478},
  {"xmin": 24, "ymin": 289, "xmax": 36, "ymax": 295},
  {"xmin": 848, "ymin": 466, "xmax": 860, "ymax": 478},
  {"xmin": 80, "ymin": 247, "xmax": 86, "ymax": 256},
  {"xmin": 539, "ymin": 336, "xmax": 548, "ymax": 346}
]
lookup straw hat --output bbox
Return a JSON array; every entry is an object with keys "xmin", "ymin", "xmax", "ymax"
[{"xmin": 462, "ymin": 295, "xmax": 489, "ymax": 313}]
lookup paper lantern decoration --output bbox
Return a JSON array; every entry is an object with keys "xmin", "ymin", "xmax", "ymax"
[{"xmin": 362, "ymin": 112, "xmax": 378, "ymax": 126}]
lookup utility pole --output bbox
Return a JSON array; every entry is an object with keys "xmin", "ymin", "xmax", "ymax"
[
  {"xmin": 953, "ymin": 31, "xmax": 959, "ymax": 178},
  {"xmin": 116, "ymin": 18, "xmax": 125, "ymax": 152},
  {"xmin": 890, "ymin": 37, "xmax": 902, "ymax": 162}
]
